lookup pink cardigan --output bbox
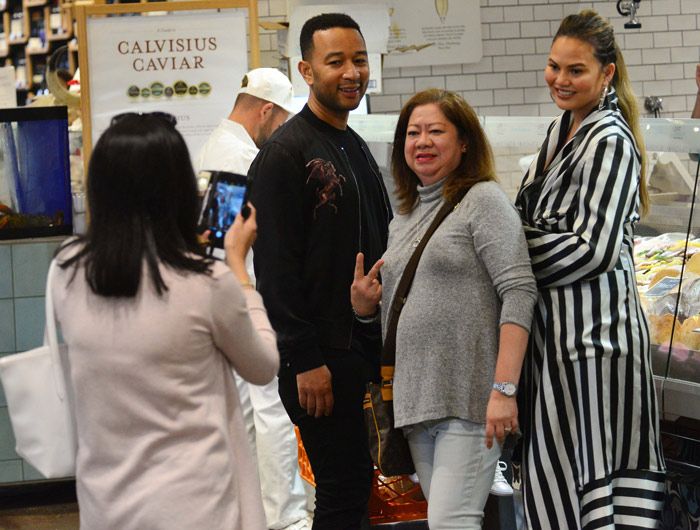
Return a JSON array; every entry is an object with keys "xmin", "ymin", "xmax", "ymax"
[{"xmin": 52, "ymin": 256, "xmax": 279, "ymax": 530}]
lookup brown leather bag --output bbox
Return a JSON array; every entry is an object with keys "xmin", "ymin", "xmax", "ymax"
[{"xmin": 364, "ymin": 187, "xmax": 469, "ymax": 477}]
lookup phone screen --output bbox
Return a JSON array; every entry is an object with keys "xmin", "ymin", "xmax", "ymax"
[
  {"xmin": 198, "ymin": 171, "xmax": 248, "ymax": 248},
  {"xmin": 212, "ymin": 180, "xmax": 246, "ymax": 241}
]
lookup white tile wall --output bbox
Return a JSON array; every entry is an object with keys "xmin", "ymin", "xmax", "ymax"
[{"xmin": 254, "ymin": 0, "xmax": 700, "ymax": 118}]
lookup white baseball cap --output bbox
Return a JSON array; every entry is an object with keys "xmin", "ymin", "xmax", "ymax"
[{"xmin": 238, "ymin": 68, "xmax": 295, "ymax": 115}]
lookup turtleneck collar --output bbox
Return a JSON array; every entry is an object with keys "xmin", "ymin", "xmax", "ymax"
[{"xmin": 416, "ymin": 178, "xmax": 446, "ymax": 205}]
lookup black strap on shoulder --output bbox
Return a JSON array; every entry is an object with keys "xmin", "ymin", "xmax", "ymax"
[{"xmin": 382, "ymin": 186, "xmax": 470, "ymax": 367}]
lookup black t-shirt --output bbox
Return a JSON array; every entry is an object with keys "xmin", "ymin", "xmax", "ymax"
[{"xmin": 300, "ymin": 106, "xmax": 389, "ymax": 273}]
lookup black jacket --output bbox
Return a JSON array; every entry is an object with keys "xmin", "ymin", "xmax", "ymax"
[{"xmin": 249, "ymin": 106, "xmax": 392, "ymax": 375}]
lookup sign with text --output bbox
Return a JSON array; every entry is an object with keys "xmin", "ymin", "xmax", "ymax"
[
  {"xmin": 86, "ymin": 10, "xmax": 248, "ymax": 158},
  {"xmin": 287, "ymin": 0, "xmax": 481, "ymax": 68},
  {"xmin": 384, "ymin": 0, "xmax": 481, "ymax": 68}
]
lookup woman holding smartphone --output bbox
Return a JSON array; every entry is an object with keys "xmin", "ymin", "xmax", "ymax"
[{"xmin": 51, "ymin": 112, "xmax": 279, "ymax": 530}]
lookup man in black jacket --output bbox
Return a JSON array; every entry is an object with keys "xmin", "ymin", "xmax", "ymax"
[{"xmin": 248, "ymin": 13, "xmax": 392, "ymax": 530}]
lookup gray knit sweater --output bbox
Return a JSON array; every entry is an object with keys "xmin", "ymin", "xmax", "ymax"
[{"xmin": 381, "ymin": 180, "xmax": 537, "ymax": 427}]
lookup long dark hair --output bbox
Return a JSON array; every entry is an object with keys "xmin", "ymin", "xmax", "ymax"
[
  {"xmin": 391, "ymin": 89, "xmax": 497, "ymax": 214},
  {"xmin": 554, "ymin": 10, "xmax": 648, "ymax": 214},
  {"xmin": 59, "ymin": 113, "xmax": 211, "ymax": 297}
]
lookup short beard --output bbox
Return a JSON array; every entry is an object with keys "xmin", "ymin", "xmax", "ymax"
[{"xmin": 255, "ymin": 115, "xmax": 275, "ymax": 148}]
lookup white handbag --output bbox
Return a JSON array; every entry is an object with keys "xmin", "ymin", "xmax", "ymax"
[{"xmin": 0, "ymin": 260, "xmax": 77, "ymax": 478}]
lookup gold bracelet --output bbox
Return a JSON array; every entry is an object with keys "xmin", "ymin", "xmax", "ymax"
[{"xmin": 239, "ymin": 280, "xmax": 254, "ymax": 290}]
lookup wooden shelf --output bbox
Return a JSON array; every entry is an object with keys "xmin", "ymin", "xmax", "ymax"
[
  {"xmin": 47, "ymin": 30, "xmax": 69, "ymax": 40},
  {"xmin": 26, "ymin": 44, "xmax": 47, "ymax": 54},
  {"xmin": 2, "ymin": 0, "xmax": 77, "ymax": 94}
]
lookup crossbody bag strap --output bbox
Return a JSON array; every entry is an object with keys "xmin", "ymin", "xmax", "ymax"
[{"xmin": 381, "ymin": 186, "xmax": 470, "ymax": 367}]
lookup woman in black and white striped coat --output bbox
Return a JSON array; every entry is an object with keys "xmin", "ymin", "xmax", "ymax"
[{"xmin": 514, "ymin": 10, "xmax": 665, "ymax": 529}]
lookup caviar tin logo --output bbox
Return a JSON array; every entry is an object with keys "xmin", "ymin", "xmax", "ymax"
[
  {"xmin": 126, "ymin": 81, "xmax": 212, "ymax": 98},
  {"xmin": 173, "ymin": 80, "xmax": 188, "ymax": 96},
  {"xmin": 150, "ymin": 82, "xmax": 164, "ymax": 97}
]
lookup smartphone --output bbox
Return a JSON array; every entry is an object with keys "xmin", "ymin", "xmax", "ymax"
[{"xmin": 197, "ymin": 170, "xmax": 250, "ymax": 249}]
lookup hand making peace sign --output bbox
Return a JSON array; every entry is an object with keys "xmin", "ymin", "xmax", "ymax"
[{"xmin": 350, "ymin": 252, "xmax": 384, "ymax": 318}]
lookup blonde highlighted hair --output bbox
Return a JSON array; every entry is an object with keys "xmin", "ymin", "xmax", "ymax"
[{"xmin": 554, "ymin": 9, "xmax": 649, "ymax": 214}]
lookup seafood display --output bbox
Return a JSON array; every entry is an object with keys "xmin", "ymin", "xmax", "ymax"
[
  {"xmin": 0, "ymin": 200, "xmax": 65, "ymax": 232},
  {"xmin": 635, "ymin": 233, "xmax": 700, "ymax": 380}
]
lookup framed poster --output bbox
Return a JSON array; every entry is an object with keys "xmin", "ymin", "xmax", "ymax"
[
  {"xmin": 287, "ymin": 0, "xmax": 482, "ymax": 68},
  {"xmin": 75, "ymin": 0, "xmax": 260, "ymax": 164},
  {"xmin": 383, "ymin": 0, "xmax": 482, "ymax": 68}
]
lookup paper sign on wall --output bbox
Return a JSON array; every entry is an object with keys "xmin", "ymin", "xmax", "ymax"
[
  {"xmin": 383, "ymin": 0, "xmax": 481, "ymax": 68},
  {"xmin": 286, "ymin": 4, "xmax": 389, "ymax": 58},
  {"xmin": 287, "ymin": 0, "xmax": 482, "ymax": 68},
  {"xmin": 86, "ymin": 10, "xmax": 248, "ymax": 158}
]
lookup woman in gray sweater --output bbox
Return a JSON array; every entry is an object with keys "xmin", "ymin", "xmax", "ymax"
[{"xmin": 352, "ymin": 89, "xmax": 537, "ymax": 529}]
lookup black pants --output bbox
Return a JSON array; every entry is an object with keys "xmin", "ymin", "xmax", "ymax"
[{"xmin": 279, "ymin": 348, "xmax": 376, "ymax": 530}]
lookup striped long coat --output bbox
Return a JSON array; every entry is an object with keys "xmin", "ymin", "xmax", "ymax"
[{"xmin": 514, "ymin": 90, "xmax": 665, "ymax": 529}]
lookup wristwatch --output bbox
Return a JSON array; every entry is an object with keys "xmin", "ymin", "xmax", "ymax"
[{"xmin": 492, "ymin": 382, "xmax": 517, "ymax": 397}]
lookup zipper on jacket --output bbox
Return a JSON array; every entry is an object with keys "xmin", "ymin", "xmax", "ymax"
[
  {"xmin": 339, "ymin": 146, "xmax": 363, "ymax": 255},
  {"xmin": 360, "ymin": 143, "xmax": 391, "ymax": 223}
]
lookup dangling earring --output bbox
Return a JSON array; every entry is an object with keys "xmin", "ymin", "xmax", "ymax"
[{"xmin": 598, "ymin": 84, "xmax": 609, "ymax": 111}]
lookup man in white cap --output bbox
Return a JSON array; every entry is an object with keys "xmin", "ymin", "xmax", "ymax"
[
  {"xmin": 197, "ymin": 67, "xmax": 296, "ymax": 172},
  {"xmin": 196, "ymin": 68, "xmax": 313, "ymax": 530}
]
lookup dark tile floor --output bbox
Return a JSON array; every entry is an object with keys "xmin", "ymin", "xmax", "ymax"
[
  {"xmin": 0, "ymin": 503, "xmax": 79, "ymax": 530},
  {"xmin": 0, "ymin": 480, "xmax": 78, "ymax": 530}
]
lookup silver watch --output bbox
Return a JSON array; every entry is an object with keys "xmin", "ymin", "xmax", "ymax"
[{"xmin": 492, "ymin": 381, "xmax": 517, "ymax": 397}]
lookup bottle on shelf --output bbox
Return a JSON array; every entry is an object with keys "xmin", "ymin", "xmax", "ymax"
[
  {"xmin": 30, "ymin": 56, "xmax": 45, "ymax": 86},
  {"xmin": 10, "ymin": 9, "xmax": 25, "ymax": 43},
  {"xmin": 49, "ymin": 3, "xmax": 63, "ymax": 37},
  {"xmin": 27, "ymin": 8, "xmax": 46, "ymax": 52},
  {"xmin": 15, "ymin": 55, "xmax": 27, "ymax": 89},
  {"xmin": 0, "ymin": 25, "xmax": 7, "ymax": 57}
]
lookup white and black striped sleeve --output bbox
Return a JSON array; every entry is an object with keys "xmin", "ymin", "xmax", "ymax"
[{"xmin": 523, "ymin": 133, "xmax": 639, "ymax": 288}]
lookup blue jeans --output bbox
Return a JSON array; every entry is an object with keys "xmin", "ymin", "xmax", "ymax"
[{"xmin": 404, "ymin": 418, "xmax": 500, "ymax": 530}]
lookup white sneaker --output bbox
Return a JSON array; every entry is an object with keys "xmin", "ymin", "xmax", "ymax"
[
  {"xmin": 279, "ymin": 514, "xmax": 313, "ymax": 530},
  {"xmin": 490, "ymin": 460, "xmax": 514, "ymax": 496}
]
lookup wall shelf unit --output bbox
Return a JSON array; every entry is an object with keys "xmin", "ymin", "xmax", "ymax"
[{"xmin": 1, "ymin": 0, "xmax": 73, "ymax": 102}]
